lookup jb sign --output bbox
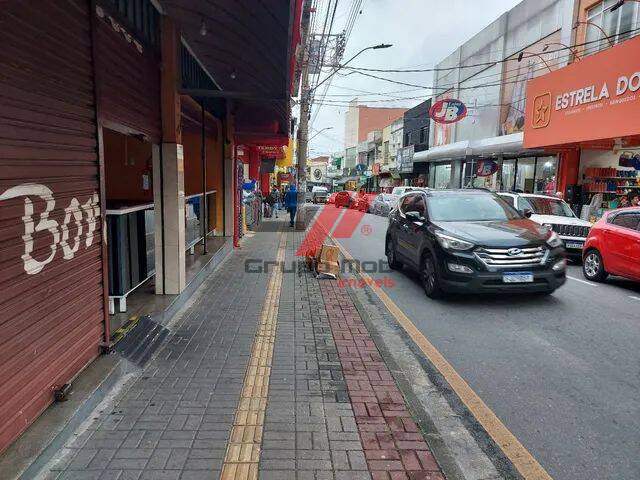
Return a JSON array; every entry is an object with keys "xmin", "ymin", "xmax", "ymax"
[
  {"xmin": 0, "ymin": 184, "xmax": 100, "ymax": 275},
  {"xmin": 430, "ymin": 99, "xmax": 468, "ymax": 124},
  {"xmin": 524, "ymin": 35, "xmax": 640, "ymax": 149}
]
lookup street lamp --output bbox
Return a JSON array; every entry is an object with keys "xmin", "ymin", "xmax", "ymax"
[
  {"xmin": 543, "ymin": 42, "xmax": 581, "ymax": 61},
  {"xmin": 309, "ymin": 127, "xmax": 334, "ymax": 142},
  {"xmin": 517, "ymin": 51, "xmax": 553, "ymax": 71},
  {"xmin": 310, "ymin": 43, "xmax": 392, "ymax": 94},
  {"xmin": 610, "ymin": 0, "xmax": 640, "ymax": 12},
  {"xmin": 574, "ymin": 21, "xmax": 614, "ymax": 47}
]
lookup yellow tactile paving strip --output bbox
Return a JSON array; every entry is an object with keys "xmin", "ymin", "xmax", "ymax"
[{"xmin": 220, "ymin": 233, "xmax": 286, "ymax": 480}]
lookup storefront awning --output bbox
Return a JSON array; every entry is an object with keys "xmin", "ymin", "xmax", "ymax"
[
  {"xmin": 168, "ymin": 0, "xmax": 303, "ymax": 140},
  {"xmin": 413, "ymin": 140, "xmax": 471, "ymax": 163},
  {"xmin": 414, "ymin": 133, "xmax": 543, "ymax": 163}
]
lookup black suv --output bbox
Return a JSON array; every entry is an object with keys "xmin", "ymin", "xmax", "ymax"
[{"xmin": 385, "ymin": 189, "xmax": 567, "ymax": 298}]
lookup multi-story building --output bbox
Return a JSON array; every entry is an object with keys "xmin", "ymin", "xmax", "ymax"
[
  {"xmin": 522, "ymin": 0, "xmax": 640, "ymax": 215},
  {"xmin": 417, "ymin": 0, "xmax": 577, "ymax": 191},
  {"xmin": 379, "ymin": 118, "xmax": 404, "ymax": 190},
  {"xmin": 401, "ymin": 100, "xmax": 432, "ymax": 185},
  {"xmin": 344, "ymin": 100, "xmax": 407, "ymax": 150}
]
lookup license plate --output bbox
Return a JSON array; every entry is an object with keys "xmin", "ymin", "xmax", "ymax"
[
  {"xmin": 503, "ymin": 272, "xmax": 534, "ymax": 283},
  {"xmin": 565, "ymin": 242, "xmax": 584, "ymax": 250}
]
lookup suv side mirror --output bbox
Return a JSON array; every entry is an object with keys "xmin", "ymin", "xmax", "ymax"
[
  {"xmin": 522, "ymin": 208, "xmax": 533, "ymax": 218},
  {"xmin": 406, "ymin": 211, "xmax": 424, "ymax": 222}
]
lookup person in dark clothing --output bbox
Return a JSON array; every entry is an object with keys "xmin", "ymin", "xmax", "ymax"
[
  {"xmin": 265, "ymin": 190, "xmax": 278, "ymax": 218},
  {"xmin": 284, "ymin": 184, "xmax": 298, "ymax": 227}
]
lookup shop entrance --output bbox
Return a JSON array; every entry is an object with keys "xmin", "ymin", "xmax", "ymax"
[{"xmin": 102, "ymin": 128, "xmax": 157, "ymax": 334}]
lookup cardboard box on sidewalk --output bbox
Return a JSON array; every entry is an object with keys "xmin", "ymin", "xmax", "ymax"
[
  {"xmin": 316, "ymin": 245, "xmax": 340, "ymax": 264},
  {"xmin": 317, "ymin": 261, "xmax": 340, "ymax": 275},
  {"xmin": 314, "ymin": 244, "xmax": 341, "ymax": 277}
]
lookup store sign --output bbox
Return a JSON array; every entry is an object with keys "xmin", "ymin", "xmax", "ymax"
[
  {"xmin": 430, "ymin": 99, "xmax": 468, "ymax": 124},
  {"xmin": 0, "ymin": 184, "xmax": 100, "ymax": 275},
  {"xmin": 278, "ymin": 173, "xmax": 293, "ymax": 183},
  {"xmin": 256, "ymin": 145, "xmax": 285, "ymax": 159},
  {"xmin": 475, "ymin": 160, "xmax": 498, "ymax": 177},
  {"xmin": 398, "ymin": 145, "xmax": 415, "ymax": 173},
  {"xmin": 372, "ymin": 163, "xmax": 381, "ymax": 176},
  {"xmin": 524, "ymin": 35, "xmax": 640, "ymax": 148},
  {"xmin": 96, "ymin": 5, "xmax": 143, "ymax": 54}
]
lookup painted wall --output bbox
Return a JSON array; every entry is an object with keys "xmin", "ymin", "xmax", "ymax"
[
  {"xmin": 104, "ymin": 128, "xmax": 153, "ymax": 203},
  {"xmin": 182, "ymin": 123, "xmax": 224, "ymax": 232},
  {"xmin": 357, "ymin": 107, "xmax": 408, "ymax": 144}
]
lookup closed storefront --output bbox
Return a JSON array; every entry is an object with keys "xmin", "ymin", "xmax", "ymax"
[
  {"xmin": 0, "ymin": 1, "xmax": 104, "ymax": 453},
  {"xmin": 93, "ymin": 1, "xmax": 161, "ymax": 142}
]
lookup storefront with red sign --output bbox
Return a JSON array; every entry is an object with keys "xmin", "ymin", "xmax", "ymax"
[{"xmin": 524, "ymin": 34, "xmax": 640, "ymax": 219}]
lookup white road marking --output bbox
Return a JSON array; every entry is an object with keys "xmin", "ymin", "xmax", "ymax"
[
  {"xmin": 630, "ymin": 296, "xmax": 640, "ymax": 302},
  {"xmin": 567, "ymin": 275, "xmax": 597, "ymax": 287}
]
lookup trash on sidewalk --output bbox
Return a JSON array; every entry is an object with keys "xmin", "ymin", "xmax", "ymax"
[{"xmin": 312, "ymin": 244, "xmax": 340, "ymax": 279}]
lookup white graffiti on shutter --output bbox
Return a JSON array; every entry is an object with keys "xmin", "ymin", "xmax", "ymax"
[{"xmin": 0, "ymin": 183, "xmax": 101, "ymax": 275}]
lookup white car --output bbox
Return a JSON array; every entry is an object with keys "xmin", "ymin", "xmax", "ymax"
[
  {"xmin": 391, "ymin": 186, "xmax": 429, "ymax": 197},
  {"xmin": 497, "ymin": 192, "xmax": 592, "ymax": 256}
]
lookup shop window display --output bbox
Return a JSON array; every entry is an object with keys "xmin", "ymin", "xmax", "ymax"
[
  {"xmin": 534, "ymin": 157, "xmax": 558, "ymax": 195},
  {"xmin": 430, "ymin": 162, "xmax": 452, "ymax": 189},
  {"xmin": 514, "ymin": 158, "xmax": 535, "ymax": 193}
]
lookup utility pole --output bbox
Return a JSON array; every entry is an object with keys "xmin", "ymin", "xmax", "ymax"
[{"xmin": 296, "ymin": 56, "xmax": 310, "ymax": 228}]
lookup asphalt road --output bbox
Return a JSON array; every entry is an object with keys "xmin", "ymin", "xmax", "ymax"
[{"xmin": 327, "ymin": 208, "xmax": 640, "ymax": 480}]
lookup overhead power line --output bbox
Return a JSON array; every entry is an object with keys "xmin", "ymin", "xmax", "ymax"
[{"xmin": 342, "ymin": 25, "xmax": 640, "ymax": 74}]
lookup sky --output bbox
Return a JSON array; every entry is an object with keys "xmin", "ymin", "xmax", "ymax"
[{"xmin": 304, "ymin": 0, "xmax": 523, "ymax": 157}]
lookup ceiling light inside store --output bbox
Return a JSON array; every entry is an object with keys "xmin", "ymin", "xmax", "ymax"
[{"xmin": 200, "ymin": 18, "xmax": 207, "ymax": 36}]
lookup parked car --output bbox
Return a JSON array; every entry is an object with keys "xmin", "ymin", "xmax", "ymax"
[
  {"xmin": 371, "ymin": 194, "xmax": 399, "ymax": 216},
  {"xmin": 391, "ymin": 186, "xmax": 429, "ymax": 197},
  {"xmin": 327, "ymin": 192, "xmax": 338, "ymax": 204},
  {"xmin": 312, "ymin": 186, "xmax": 329, "ymax": 204},
  {"xmin": 582, "ymin": 207, "xmax": 640, "ymax": 282},
  {"xmin": 386, "ymin": 189, "xmax": 567, "ymax": 298},
  {"xmin": 497, "ymin": 192, "xmax": 592, "ymax": 258},
  {"xmin": 334, "ymin": 191, "xmax": 355, "ymax": 208}
]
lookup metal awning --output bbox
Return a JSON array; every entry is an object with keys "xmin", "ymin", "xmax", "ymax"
[
  {"xmin": 162, "ymin": 0, "xmax": 303, "ymax": 142},
  {"xmin": 413, "ymin": 140, "xmax": 471, "ymax": 163},
  {"xmin": 413, "ymin": 133, "xmax": 543, "ymax": 163}
]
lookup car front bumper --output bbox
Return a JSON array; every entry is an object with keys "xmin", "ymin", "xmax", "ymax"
[{"xmin": 437, "ymin": 248, "xmax": 567, "ymax": 294}]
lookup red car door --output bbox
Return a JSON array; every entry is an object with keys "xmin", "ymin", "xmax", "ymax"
[{"xmin": 604, "ymin": 210, "xmax": 640, "ymax": 279}]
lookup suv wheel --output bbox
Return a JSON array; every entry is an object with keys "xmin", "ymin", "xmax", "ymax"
[
  {"xmin": 422, "ymin": 252, "xmax": 444, "ymax": 299},
  {"xmin": 583, "ymin": 249, "xmax": 607, "ymax": 282},
  {"xmin": 386, "ymin": 239, "xmax": 402, "ymax": 270}
]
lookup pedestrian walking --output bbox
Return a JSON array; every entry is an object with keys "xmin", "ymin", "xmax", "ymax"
[
  {"xmin": 265, "ymin": 189, "xmax": 278, "ymax": 218},
  {"xmin": 272, "ymin": 187, "xmax": 281, "ymax": 212},
  {"xmin": 284, "ymin": 184, "xmax": 298, "ymax": 227}
]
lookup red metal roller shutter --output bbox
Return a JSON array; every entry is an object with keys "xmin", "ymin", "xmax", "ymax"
[
  {"xmin": 93, "ymin": 4, "xmax": 161, "ymax": 143},
  {"xmin": 0, "ymin": 0, "xmax": 104, "ymax": 453}
]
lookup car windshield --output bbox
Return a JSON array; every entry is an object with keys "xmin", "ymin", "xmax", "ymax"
[
  {"xmin": 427, "ymin": 194, "xmax": 522, "ymax": 222},
  {"xmin": 520, "ymin": 197, "xmax": 575, "ymax": 218}
]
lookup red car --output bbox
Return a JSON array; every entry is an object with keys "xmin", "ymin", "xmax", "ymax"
[
  {"xmin": 334, "ymin": 191, "xmax": 355, "ymax": 208},
  {"xmin": 582, "ymin": 207, "xmax": 640, "ymax": 282},
  {"xmin": 352, "ymin": 193, "xmax": 375, "ymax": 212},
  {"xmin": 327, "ymin": 192, "xmax": 338, "ymax": 204}
]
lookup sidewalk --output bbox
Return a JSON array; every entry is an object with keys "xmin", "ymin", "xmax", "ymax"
[{"xmin": 36, "ymin": 219, "xmax": 446, "ymax": 480}]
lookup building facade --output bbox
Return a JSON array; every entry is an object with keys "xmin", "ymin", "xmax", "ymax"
[
  {"xmin": 523, "ymin": 3, "xmax": 640, "ymax": 219},
  {"xmin": 343, "ymin": 100, "xmax": 407, "ymax": 150},
  {"xmin": 0, "ymin": 0, "xmax": 301, "ymax": 454},
  {"xmin": 418, "ymin": 0, "xmax": 576, "ymax": 192}
]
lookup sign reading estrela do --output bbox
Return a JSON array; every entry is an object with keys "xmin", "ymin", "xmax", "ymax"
[{"xmin": 524, "ymin": 35, "xmax": 640, "ymax": 148}]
